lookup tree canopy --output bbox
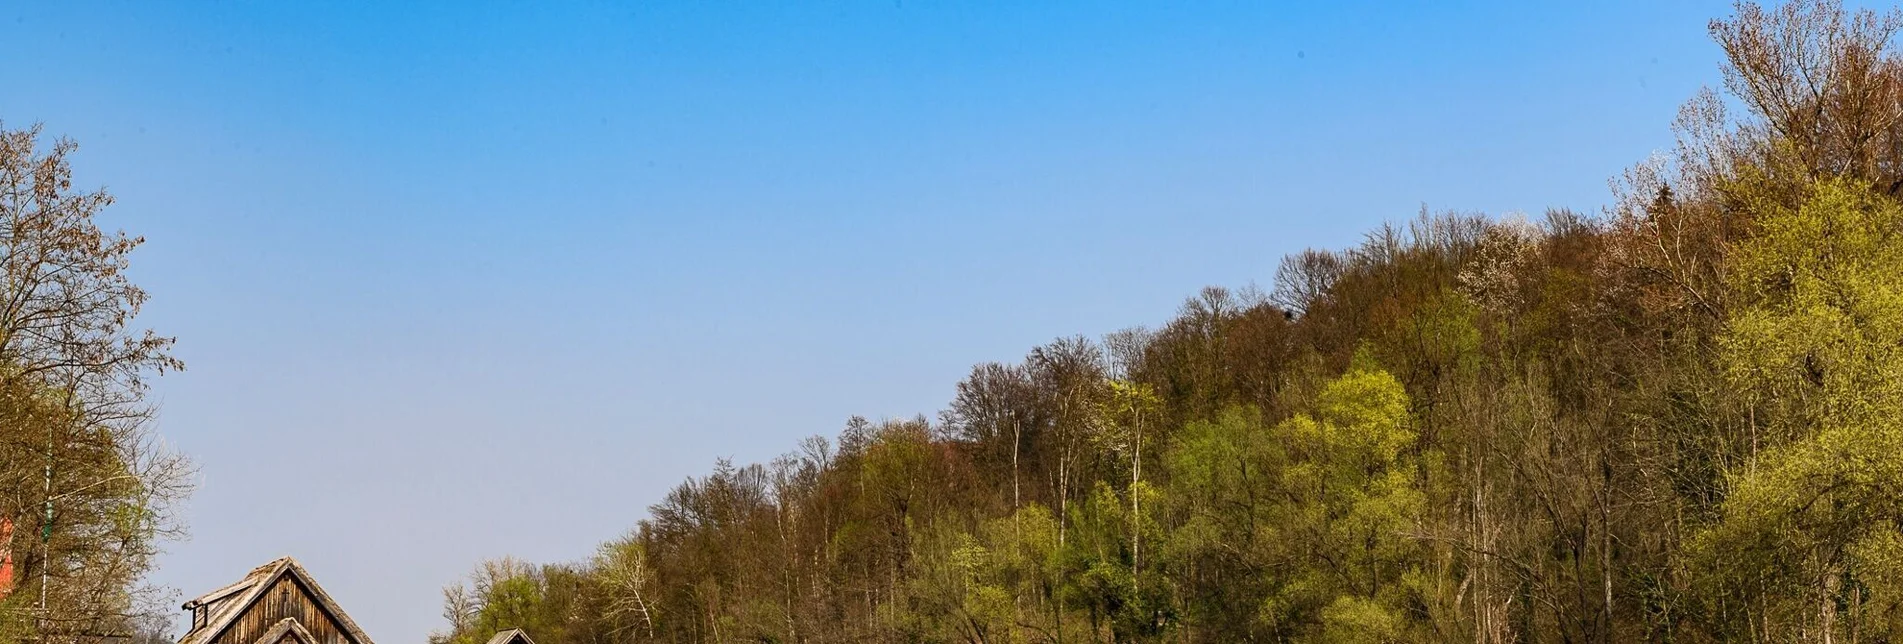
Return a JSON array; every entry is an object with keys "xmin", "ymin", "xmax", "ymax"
[
  {"xmin": 0, "ymin": 123, "xmax": 191, "ymax": 643},
  {"xmin": 421, "ymin": 1, "xmax": 1903, "ymax": 642}
]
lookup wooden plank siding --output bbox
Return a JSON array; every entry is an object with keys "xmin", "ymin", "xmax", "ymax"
[
  {"xmin": 207, "ymin": 575, "xmax": 349, "ymax": 644},
  {"xmin": 179, "ymin": 558, "xmax": 373, "ymax": 644}
]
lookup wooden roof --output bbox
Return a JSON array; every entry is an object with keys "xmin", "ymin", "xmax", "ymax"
[
  {"xmin": 483, "ymin": 629, "xmax": 536, "ymax": 644},
  {"xmin": 177, "ymin": 557, "xmax": 375, "ymax": 644},
  {"xmin": 253, "ymin": 619, "xmax": 321, "ymax": 644}
]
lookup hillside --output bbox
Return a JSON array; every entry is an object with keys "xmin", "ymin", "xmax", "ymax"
[{"xmin": 430, "ymin": 2, "xmax": 1903, "ymax": 642}]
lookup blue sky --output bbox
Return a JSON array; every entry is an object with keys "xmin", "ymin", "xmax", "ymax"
[{"xmin": 4, "ymin": 1, "xmax": 1745, "ymax": 640}]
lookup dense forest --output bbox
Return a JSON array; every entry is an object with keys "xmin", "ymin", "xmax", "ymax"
[
  {"xmin": 25, "ymin": 1, "xmax": 1903, "ymax": 643},
  {"xmin": 421, "ymin": 2, "xmax": 1903, "ymax": 642}
]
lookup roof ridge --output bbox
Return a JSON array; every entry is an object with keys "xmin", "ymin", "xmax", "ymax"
[
  {"xmin": 247, "ymin": 555, "xmax": 296, "ymax": 575},
  {"xmin": 178, "ymin": 558, "xmax": 374, "ymax": 644}
]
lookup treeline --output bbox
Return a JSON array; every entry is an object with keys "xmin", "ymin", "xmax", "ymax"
[
  {"xmin": 432, "ymin": 2, "xmax": 1903, "ymax": 642},
  {"xmin": 0, "ymin": 123, "xmax": 190, "ymax": 643}
]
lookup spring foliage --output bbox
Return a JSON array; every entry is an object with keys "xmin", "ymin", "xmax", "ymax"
[{"xmin": 431, "ymin": 2, "xmax": 1903, "ymax": 642}]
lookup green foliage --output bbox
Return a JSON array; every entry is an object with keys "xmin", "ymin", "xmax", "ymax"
[
  {"xmin": 425, "ymin": 4, "xmax": 1903, "ymax": 643},
  {"xmin": 1149, "ymin": 361, "xmax": 1426, "ymax": 643},
  {"xmin": 1272, "ymin": 362, "xmax": 1425, "ymax": 642},
  {"xmin": 905, "ymin": 506, "xmax": 1063, "ymax": 644},
  {"xmin": 1060, "ymin": 480, "xmax": 1171, "ymax": 641},
  {"xmin": 1694, "ymin": 179, "xmax": 1903, "ymax": 639},
  {"xmin": 0, "ymin": 122, "xmax": 191, "ymax": 642}
]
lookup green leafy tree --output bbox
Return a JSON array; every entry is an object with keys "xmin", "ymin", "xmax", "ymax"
[{"xmin": 1695, "ymin": 178, "xmax": 1903, "ymax": 640}]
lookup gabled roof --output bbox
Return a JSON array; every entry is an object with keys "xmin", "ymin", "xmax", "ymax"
[
  {"xmin": 177, "ymin": 557, "xmax": 375, "ymax": 644},
  {"xmin": 483, "ymin": 629, "xmax": 536, "ymax": 644},
  {"xmin": 253, "ymin": 618, "xmax": 319, "ymax": 644}
]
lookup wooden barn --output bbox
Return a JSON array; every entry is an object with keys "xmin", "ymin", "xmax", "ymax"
[
  {"xmin": 177, "ymin": 557, "xmax": 373, "ymax": 644},
  {"xmin": 483, "ymin": 629, "xmax": 535, "ymax": 644}
]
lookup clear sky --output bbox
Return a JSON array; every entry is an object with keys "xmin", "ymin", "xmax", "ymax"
[{"xmin": 3, "ymin": 1, "xmax": 1752, "ymax": 641}]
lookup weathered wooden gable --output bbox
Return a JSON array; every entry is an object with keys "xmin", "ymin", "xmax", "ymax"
[
  {"xmin": 207, "ymin": 573, "xmax": 352, "ymax": 644},
  {"xmin": 178, "ymin": 557, "xmax": 374, "ymax": 644}
]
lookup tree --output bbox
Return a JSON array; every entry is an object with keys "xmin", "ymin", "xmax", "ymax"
[
  {"xmin": 1691, "ymin": 179, "xmax": 1903, "ymax": 641},
  {"xmin": 595, "ymin": 534, "xmax": 657, "ymax": 640},
  {"xmin": 423, "ymin": 5, "xmax": 1903, "ymax": 642},
  {"xmin": 0, "ymin": 122, "xmax": 189, "ymax": 642}
]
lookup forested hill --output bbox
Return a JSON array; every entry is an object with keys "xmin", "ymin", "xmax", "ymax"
[{"xmin": 431, "ymin": 2, "xmax": 1903, "ymax": 642}]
